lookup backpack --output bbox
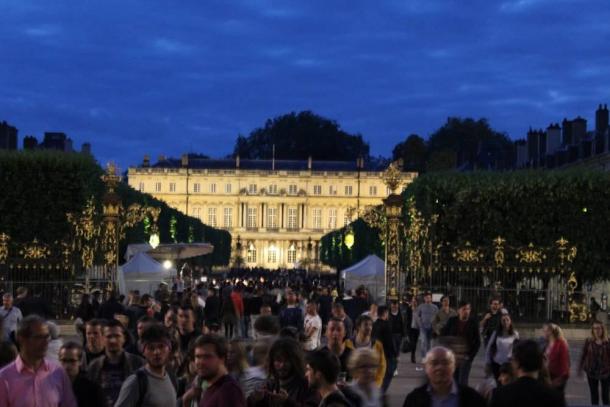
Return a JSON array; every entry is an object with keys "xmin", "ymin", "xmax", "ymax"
[{"xmin": 135, "ymin": 367, "xmax": 178, "ymax": 407}]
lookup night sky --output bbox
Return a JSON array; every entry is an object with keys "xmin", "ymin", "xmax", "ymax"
[{"xmin": 2, "ymin": 0, "xmax": 610, "ymax": 169}]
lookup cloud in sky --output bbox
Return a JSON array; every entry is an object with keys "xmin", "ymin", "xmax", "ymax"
[{"xmin": 1, "ymin": 0, "xmax": 609, "ymax": 168}]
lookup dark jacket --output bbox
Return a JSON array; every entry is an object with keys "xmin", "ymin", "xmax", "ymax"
[
  {"xmin": 86, "ymin": 351, "xmax": 145, "ymax": 383},
  {"xmin": 441, "ymin": 316, "xmax": 481, "ymax": 360},
  {"xmin": 373, "ymin": 318, "xmax": 397, "ymax": 359},
  {"xmin": 320, "ymin": 390, "xmax": 353, "ymax": 407},
  {"xmin": 73, "ymin": 372, "xmax": 104, "ymax": 407},
  {"xmin": 402, "ymin": 383, "xmax": 486, "ymax": 407},
  {"xmin": 490, "ymin": 376, "xmax": 566, "ymax": 407}
]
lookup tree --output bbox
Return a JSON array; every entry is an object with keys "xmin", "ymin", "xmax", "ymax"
[
  {"xmin": 427, "ymin": 117, "xmax": 514, "ymax": 171},
  {"xmin": 392, "ymin": 134, "xmax": 427, "ymax": 172},
  {"xmin": 232, "ymin": 111, "xmax": 370, "ymax": 161}
]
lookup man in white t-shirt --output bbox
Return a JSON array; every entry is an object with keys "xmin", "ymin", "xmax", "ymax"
[{"xmin": 303, "ymin": 299, "xmax": 322, "ymax": 351}]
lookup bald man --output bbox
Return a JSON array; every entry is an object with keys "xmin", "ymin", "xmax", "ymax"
[{"xmin": 402, "ymin": 347, "xmax": 485, "ymax": 407}]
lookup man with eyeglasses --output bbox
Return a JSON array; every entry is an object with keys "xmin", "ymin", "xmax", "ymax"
[
  {"xmin": 0, "ymin": 314, "xmax": 77, "ymax": 407},
  {"xmin": 402, "ymin": 347, "xmax": 485, "ymax": 407},
  {"xmin": 59, "ymin": 341, "xmax": 103, "ymax": 407}
]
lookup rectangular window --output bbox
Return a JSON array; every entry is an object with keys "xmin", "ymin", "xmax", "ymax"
[
  {"xmin": 223, "ymin": 207, "xmax": 232, "ymax": 228},
  {"xmin": 312, "ymin": 208, "xmax": 322, "ymax": 229},
  {"xmin": 138, "ymin": 182, "xmax": 144, "ymax": 192},
  {"xmin": 208, "ymin": 207, "xmax": 217, "ymax": 227},
  {"xmin": 345, "ymin": 185, "xmax": 353, "ymax": 196},
  {"xmin": 247, "ymin": 246, "xmax": 257, "ymax": 263},
  {"xmin": 210, "ymin": 183, "xmax": 216, "ymax": 193},
  {"xmin": 369, "ymin": 186, "xmax": 377, "ymax": 196},
  {"xmin": 193, "ymin": 183, "xmax": 200, "ymax": 193},
  {"xmin": 329, "ymin": 186, "xmax": 337, "ymax": 195},
  {"xmin": 192, "ymin": 207, "xmax": 201, "ymax": 220},
  {"xmin": 287, "ymin": 207, "xmax": 298, "ymax": 229},
  {"xmin": 267, "ymin": 247, "xmax": 278, "ymax": 263},
  {"xmin": 247, "ymin": 207, "xmax": 257, "ymax": 229},
  {"xmin": 344, "ymin": 212, "xmax": 350, "ymax": 227},
  {"xmin": 328, "ymin": 208, "xmax": 337, "ymax": 229},
  {"xmin": 248, "ymin": 184, "xmax": 257, "ymax": 194},
  {"xmin": 267, "ymin": 207, "xmax": 278, "ymax": 228},
  {"xmin": 155, "ymin": 182, "xmax": 161, "ymax": 192},
  {"xmin": 169, "ymin": 182, "xmax": 176, "ymax": 192},
  {"xmin": 268, "ymin": 184, "xmax": 277, "ymax": 194},
  {"xmin": 225, "ymin": 183, "xmax": 232, "ymax": 194},
  {"xmin": 287, "ymin": 246, "xmax": 297, "ymax": 263},
  {"xmin": 288, "ymin": 184, "xmax": 297, "ymax": 195},
  {"xmin": 313, "ymin": 185, "xmax": 322, "ymax": 195}
]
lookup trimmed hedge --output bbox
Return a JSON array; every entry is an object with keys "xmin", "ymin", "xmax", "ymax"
[
  {"xmin": 0, "ymin": 150, "xmax": 230, "ymax": 266},
  {"xmin": 320, "ymin": 218, "xmax": 383, "ymax": 270}
]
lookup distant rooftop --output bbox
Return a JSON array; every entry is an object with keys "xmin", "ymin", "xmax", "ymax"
[{"xmin": 136, "ymin": 155, "xmax": 390, "ymax": 172}]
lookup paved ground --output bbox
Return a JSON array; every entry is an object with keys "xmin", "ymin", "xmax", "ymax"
[{"xmin": 386, "ymin": 340, "xmax": 592, "ymax": 407}]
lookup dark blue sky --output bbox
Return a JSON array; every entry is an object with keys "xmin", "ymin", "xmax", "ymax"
[{"xmin": 2, "ymin": 0, "xmax": 610, "ymax": 169}]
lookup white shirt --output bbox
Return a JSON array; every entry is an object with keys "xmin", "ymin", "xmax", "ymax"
[
  {"xmin": 0, "ymin": 307, "xmax": 22, "ymax": 340},
  {"xmin": 303, "ymin": 314, "xmax": 322, "ymax": 351}
]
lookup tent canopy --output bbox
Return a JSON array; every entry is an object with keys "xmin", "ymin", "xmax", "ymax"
[
  {"xmin": 118, "ymin": 252, "xmax": 176, "ymax": 295},
  {"xmin": 341, "ymin": 255, "xmax": 386, "ymax": 302}
]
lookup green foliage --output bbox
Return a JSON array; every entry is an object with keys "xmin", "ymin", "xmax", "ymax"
[
  {"xmin": 403, "ymin": 170, "xmax": 610, "ymax": 282},
  {"xmin": 392, "ymin": 134, "xmax": 427, "ymax": 172},
  {"xmin": 233, "ymin": 111, "xmax": 370, "ymax": 160},
  {"xmin": 320, "ymin": 219, "xmax": 384, "ymax": 269},
  {"xmin": 0, "ymin": 150, "xmax": 230, "ymax": 266}
]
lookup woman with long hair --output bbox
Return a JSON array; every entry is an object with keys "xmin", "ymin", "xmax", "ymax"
[
  {"xmin": 543, "ymin": 322, "xmax": 570, "ymax": 395},
  {"xmin": 579, "ymin": 320, "xmax": 610, "ymax": 405},
  {"xmin": 485, "ymin": 312, "xmax": 519, "ymax": 380},
  {"xmin": 349, "ymin": 315, "xmax": 386, "ymax": 387},
  {"xmin": 248, "ymin": 337, "xmax": 319, "ymax": 407}
]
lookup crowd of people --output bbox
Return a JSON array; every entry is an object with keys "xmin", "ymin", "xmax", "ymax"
[{"xmin": 0, "ymin": 272, "xmax": 607, "ymax": 406}]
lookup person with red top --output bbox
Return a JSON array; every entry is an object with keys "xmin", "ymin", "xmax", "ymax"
[
  {"xmin": 180, "ymin": 334, "xmax": 246, "ymax": 407},
  {"xmin": 231, "ymin": 287, "xmax": 245, "ymax": 338},
  {"xmin": 542, "ymin": 322, "xmax": 570, "ymax": 395}
]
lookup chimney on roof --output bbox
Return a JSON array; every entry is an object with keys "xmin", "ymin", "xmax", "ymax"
[
  {"xmin": 158, "ymin": 155, "xmax": 166, "ymax": 162},
  {"xmin": 307, "ymin": 156, "xmax": 312, "ymax": 170},
  {"xmin": 236, "ymin": 155, "xmax": 240, "ymax": 169},
  {"xmin": 181, "ymin": 154, "xmax": 189, "ymax": 167},
  {"xmin": 143, "ymin": 155, "xmax": 150, "ymax": 167}
]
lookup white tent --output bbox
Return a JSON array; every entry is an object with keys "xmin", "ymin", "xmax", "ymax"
[
  {"xmin": 117, "ymin": 252, "xmax": 176, "ymax": 295},
  {"xmin": 341, "ymin": 255, "xmax": 386, "ymax": 301}
]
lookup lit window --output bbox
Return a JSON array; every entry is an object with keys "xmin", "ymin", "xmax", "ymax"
[
  {"xmin": 248, "ymin": 184, "xmax": 257, "ymax": 194},
  {"xmin": 288, "ymin": 184, "xmax": 297, "ymax": 195},
  {"xmin": 193, "ymin": 183, "xmax": 200, "ymax": 193},
  {"xmin": 208, "ymin": 208, "xmax": 217, "ymax": 227},
  {"xmin": 269, "ymin": 184, "xmax": 277, "ymax": 194},
  {"xmin": 247, "ymin": 207, "xmax": 257, "ymax": 229},
  {"xmin": 329, "ymin": 186, "xmax": 337, "ymax": 195},
  {"xmin": 287, "ymin": 244, "xmax": 297, "ymax": 263},
  {"xmin": 328, "ymin": 208, "xmax": 337, "ymax": 229},
  {"xmin": 169, "ymin": 183, "xmax": 176, "ymax": 192},
  {"xmin": 267, "ymin": 207, "xmax": 277, "ymax": 228},
  {"xmin": 313, "ymin": 185, "xmax": 322, "ymax": 195},
  {"xmin": 225, "ymin": 183, "xmax": 232, "ymax": 194},
  {"xmin": 155, "ymin": 182, "xmax": 161, "ymax": 192},
  {"xmin": 247, "ymin": 244, "xmax": 257, "ymax": 263},
  {"xmin": 345, "ymin": 185, "xmax": 353, "ymax": 196},
  {"xmin": 369, "ymin": 186, "xmax": 377, "ymax": 196},
  {"xmin": 223, "ymin": 207, "xmax": 232, "ymax": 228},
  {"xmin": 210, "ymin": 183, "xmax": 216, "ymax": 193},
  {"xmin": 312, "ymin": 208, "xmax": 322, "ymax": 229},
  {"xmin": 287, "ymin": 208, "xmax": 297, "ymax": 229},
  {"xmin": 268, "ymin": 245, "xmax": 278, "ymax": 263}
]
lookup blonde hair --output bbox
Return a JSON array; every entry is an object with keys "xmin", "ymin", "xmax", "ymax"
[
  {"xmin": 591, "ymin": 320, "xmax": 608, "ymax": 341},
  {"xmin": 545, "ymin": 323, "xmax": 565, "ymax": 341},
  {"xmin": 347, "ymin": 347, "xmax": 379, "ymax": 375}
]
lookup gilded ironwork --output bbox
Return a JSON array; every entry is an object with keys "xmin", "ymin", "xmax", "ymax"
[
  {"xmin": 567, "ymin": 271, "xmax": 589, "ymax": 322},
  {"xmin": 19, "ymin": 239, "xmax": 51, "ymax": 260},
  {"xmin": 493, "ymin": 236, "xmax": 505, "ymax": 267},
  {"xmin": 0, "ymin": 233, "xmax": 9, "ymax": 264},
  {"xmin": 382, "ymin": 160, "xmax": 404, "ymax": 194},
  {"xmin": 516, "ymin": 243, "xmax": 546, "ymax": 264},
  {"xmin": 453, "ymin": 242, "xmax": 484, "ymax": 263}
]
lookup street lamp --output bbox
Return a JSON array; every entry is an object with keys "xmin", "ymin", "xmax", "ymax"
[
  {"xmin": 149, "ymin": 232, "xmax": 160, "ymax": 249},
  {"xmin": 344, "ymin": 229, "xmax": 355, "ymax": 250}
]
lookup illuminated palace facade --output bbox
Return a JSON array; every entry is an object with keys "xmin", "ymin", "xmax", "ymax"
[{"xmin": 128, "ymin": 155, "xmax": 415, "ymax": 269}]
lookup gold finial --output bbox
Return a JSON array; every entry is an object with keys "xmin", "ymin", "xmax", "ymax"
[{"xmin": 383, "ymin": 160, "xmax": 403, "ymax": 194}]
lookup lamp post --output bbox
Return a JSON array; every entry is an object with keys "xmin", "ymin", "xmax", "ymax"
[{"xmin": 381, "ymin": 160, "xmax": 405, "ymax": 302}]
